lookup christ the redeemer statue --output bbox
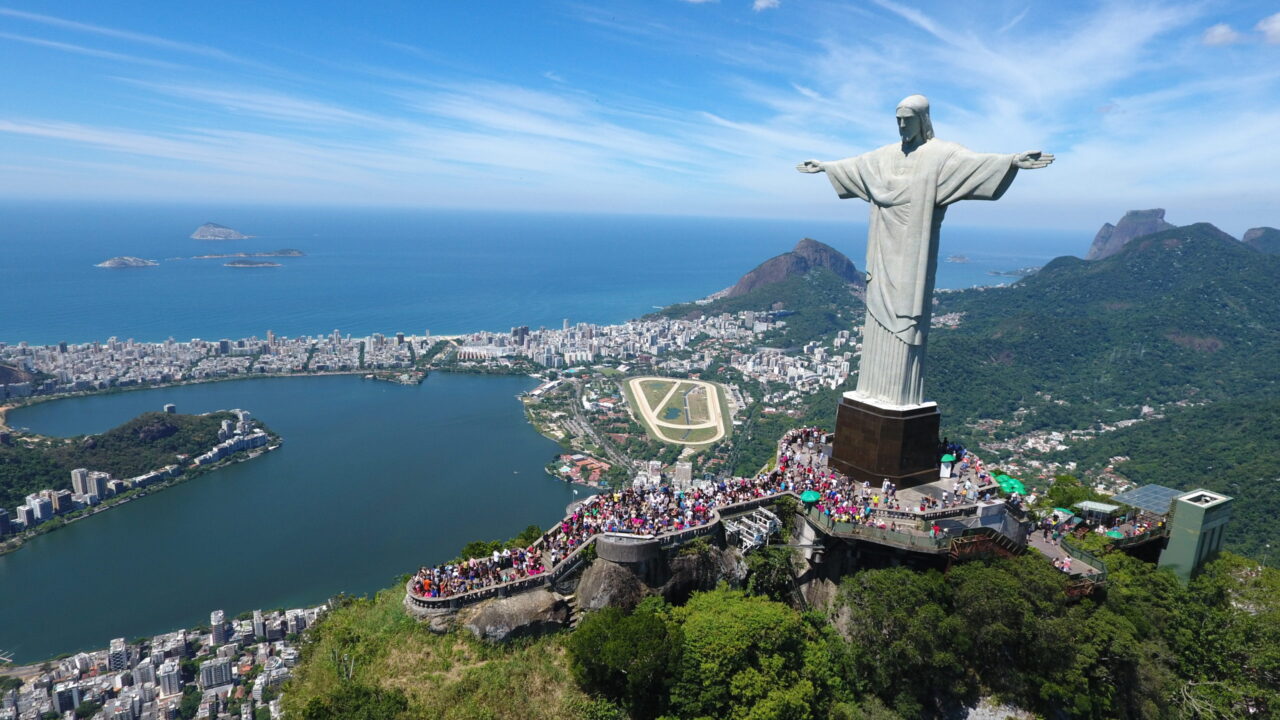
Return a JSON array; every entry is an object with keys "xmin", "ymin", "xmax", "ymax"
[{"xmin": 798, "ymin": 94, "xmax": 1053, "ymax": 408}]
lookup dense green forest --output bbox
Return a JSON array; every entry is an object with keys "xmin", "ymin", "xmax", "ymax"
[
  {"xmin": 284, "ymin": 546, "xmax": 1279, "ymax": 720},
  {"xmin": 929, "ymin": 223, "xmax": 1280, "ymax": 429},
  {"xmin": 0, "ymin": 411, "xmax": 234, "ymax": 508}
]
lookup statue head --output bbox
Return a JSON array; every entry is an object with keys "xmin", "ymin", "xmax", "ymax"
[{"xmin": 895, "ymin": 94, "xmax": 934, "ymax": 144}]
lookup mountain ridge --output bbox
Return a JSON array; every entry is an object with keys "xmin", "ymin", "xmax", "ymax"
[{"xmin": 725, "ymin": 237, "xmax": 864, "ymax": 297}]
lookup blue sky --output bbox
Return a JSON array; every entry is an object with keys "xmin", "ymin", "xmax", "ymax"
[{"xmin": 1, "ymin": 1, "xmax": 1277, "ymax": 233}]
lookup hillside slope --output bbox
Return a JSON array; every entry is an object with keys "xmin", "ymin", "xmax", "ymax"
[
  {"xmin": 726, "ymin": 238, "xmax": 863, "ymax": 297},
  {"xmin": 0, "ymin": 411, "xmax": 234, "ymax": 507},
  {"xmin": 931, "ymin": 222, "xmax": 1280, "ymax": 427}
]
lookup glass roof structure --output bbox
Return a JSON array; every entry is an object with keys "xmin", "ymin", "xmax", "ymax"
[{"xmin": 1111, "ymin": 485, "xmax": 1183, "ymax": 515}]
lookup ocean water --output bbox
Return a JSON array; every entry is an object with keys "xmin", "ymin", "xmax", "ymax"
[{"xmin": 0, "ymin": 203, "xmax": 1083, "ymax": 346}]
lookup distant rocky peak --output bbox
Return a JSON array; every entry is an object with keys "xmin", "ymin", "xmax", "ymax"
[
  {"xmin": 1086, "ymin": 209, "xmax": 1176, "ymax": 261},
  {"xmin": 725, "ymin": 238, "xmax": 863, "ymax": 298},
  {"xmin": 1242, "ymin": 226, "xmax": 1280, "ymax": 254}
]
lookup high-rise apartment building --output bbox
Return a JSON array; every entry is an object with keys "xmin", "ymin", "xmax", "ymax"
[
  {"xmin": 158, "ymin": 658, "xmax": 181, "ymax": 697},
  {"xmin": 71, "ymin": 468, "xmax": 89, "ymax": 495},
  {"xmin": 108, "ymin": 638, "xmax": 128, "ymax": 671},
  {"xmin": 210, "ymin": 610, "xmax": 228, "ymax": 646},
  {"xmin": 198, "ymin": 657, "xmax": 233, "ymax": 690}
]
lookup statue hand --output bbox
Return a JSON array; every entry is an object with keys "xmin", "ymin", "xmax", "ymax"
[
  {"xmin": 796, "ymin": 160, "xmax": 825, "ymax": 174},
  {"xmin": 1014, "ymin": 151, "xmax": 1054, "ymax": 170}
]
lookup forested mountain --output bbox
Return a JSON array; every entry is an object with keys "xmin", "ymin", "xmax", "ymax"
[
  {"xmin": 0, "ymin": 411, "xmax": 234, "ymax": 508},
  {"xmin": 724, "ymin": 237, "xmax": 864, "ymax": 297},
  {"xmin": 930, "ymin": 222, "xmax": 1280, "ymax": 427}
]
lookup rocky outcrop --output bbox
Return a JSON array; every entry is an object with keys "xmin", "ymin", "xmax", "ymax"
[
  {"xmin": 95, "ymin": 256, "xmax": 158, "ymax": 268},
  {"xmin": 726, "ymin": 238, "xmax": 863, "ymax": 297},
  {"xmin": 576, "ymin": 544, "xmax": 748, "ymax": 612},
  {"xmin": 1086, "ymin": 209, "xmax": 1176, "ymax": 260},
  {"xmin": 576, "ymin": 558, "xmax": 651, "ymax": 612},
  {"xmin": 456, "ymin": 588, "xmax": 570, "ymax": 642},
  {"xmin": 191, "ymin": 222, "xmax": 249, "ymax": 240},
  {"xmin": 1243, "ymin": 226, "xmax": 1280, "ymax": 254}
]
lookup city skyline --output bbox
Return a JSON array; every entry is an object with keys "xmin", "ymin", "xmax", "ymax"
[{"xmin": 0, "ymin": 1, "xmax": 1277, "ymax": 232}]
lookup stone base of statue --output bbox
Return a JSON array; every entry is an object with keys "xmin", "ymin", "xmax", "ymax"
[{"xmin": 831, "ymin": 392, "xmax": 940, "ymax": 487}]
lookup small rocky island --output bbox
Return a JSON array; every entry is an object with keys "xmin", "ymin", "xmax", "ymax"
[
  {"xmin": 225, "ymin": 259, "xmax": 281, "ymax": 268},
  {"xmin": 95, "ymin": 256, "xmax": 158, "ymax": 268},
  {"xmin": 191, "ymin": 222, "xmax": 250, "ymax": 240},
  {"xmin": 945, "ymin": 254, "xmax": 970, "ymax": 263},
  {"xmin": 193, "ymin": 249, "xmax": 303, "ymax": 259}
]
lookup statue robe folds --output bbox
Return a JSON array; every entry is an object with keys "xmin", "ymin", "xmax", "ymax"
[{"xmin": 824, "ymin": 140, "xmax": 1018, "ymax": 407}]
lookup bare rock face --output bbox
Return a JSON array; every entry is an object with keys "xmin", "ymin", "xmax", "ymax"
[
  {"xmin": 457, "ymin": 588, "xmax": 569, "ymax": 643},
  {"xmin": 726, "ymin": 238, "xmax": 863, "ymax": 297},
  {"xmin": 1086, "ymin": 209, "xmax": 1176, "ymax": 260},
  {"xmin": 660, "ymin": 545, "xmax": 749, "ymax": 604},
  {"xmin": 1243, "ymin": 226, "xmax": 1280, "ymax": 254},
  {"xmin": 576, "ymin": 545, "xmax": 749, "ymax": 612},
  {"xmin": 576, "ymin": 558, "xmax": 651, "ymax": 612}
]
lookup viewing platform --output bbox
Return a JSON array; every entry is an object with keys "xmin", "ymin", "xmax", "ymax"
[{"xmin": 404, "ymin": 427, "xmax": 1060, "ymax": 616}]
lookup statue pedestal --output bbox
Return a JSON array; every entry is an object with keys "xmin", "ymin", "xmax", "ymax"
[{"xmin": 831, "ymin": 393, "xmax": 939, "ymax": 487}]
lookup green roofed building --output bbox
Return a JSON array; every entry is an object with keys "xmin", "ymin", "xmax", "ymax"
[{"xmin": 1158, "ymin": 489, "xmax": 1233, "ymax": 585}]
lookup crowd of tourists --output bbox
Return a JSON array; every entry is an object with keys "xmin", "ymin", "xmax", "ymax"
[
  {"xmin": 411, "ymin": 426, "xmax": 1007, "ymax": 600},
  {"xmin": 411, "ymin": 545, "xmax": 547, "ymax": 599}
]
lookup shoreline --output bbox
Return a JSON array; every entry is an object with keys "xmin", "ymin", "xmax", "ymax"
[{"xmin": 0, "ymin": 441, "xmax": 280, "ymax": 558}]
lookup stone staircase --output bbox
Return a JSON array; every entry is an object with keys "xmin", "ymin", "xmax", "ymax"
[{"xmin": 557, "ymin": 593, "xmax": 582, "ymax": 629}]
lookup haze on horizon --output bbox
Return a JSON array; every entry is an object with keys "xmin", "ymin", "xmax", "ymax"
[{"xmin": 1, "ymin": 1, "xmax": 1277, "ymax": 235}]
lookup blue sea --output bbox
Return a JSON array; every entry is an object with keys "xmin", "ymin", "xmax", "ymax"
[{"xmin": 1, "ymin": 202, "xmax": 1084, "ymax": 346}]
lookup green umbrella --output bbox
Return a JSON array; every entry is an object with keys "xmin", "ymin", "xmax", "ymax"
[
  {"xmin": 1106, "ymin": 530, "xmax": 1125, "ymax": 539},
  {"xmin": 800, "ymin": 490, "xmax": 822, "ymax": 503},
  {"xmin": 940, "ymin": 453, "xmax": 956, "ymax": 463},
  {"xmin": 1053, "ymin": 507, "xmax": 1076, "ymax": 517},
  {"xmin": 995, "ymin": 474, "xmax": 1013, "ymax": 482}
]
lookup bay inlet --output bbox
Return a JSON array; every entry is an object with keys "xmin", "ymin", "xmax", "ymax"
[{"xmin": 0, "ymin": 373, "xmax": 582, "ymax": 664}]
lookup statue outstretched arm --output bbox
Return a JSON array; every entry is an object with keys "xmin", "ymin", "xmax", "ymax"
[
  {"xmin": 796, "ymin": 160, "xmax": 825, "ymax": 174},
  {"xmin": 1013, "ymin": 151, "xmax": 1054, "ymax": 169}
]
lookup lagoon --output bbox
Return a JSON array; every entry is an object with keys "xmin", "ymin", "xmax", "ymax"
[{"xmin": 0, "ymin": 373, "xmax": 580, "ymax": 663}]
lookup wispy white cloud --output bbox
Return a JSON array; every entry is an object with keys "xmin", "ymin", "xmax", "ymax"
[
  {"xmin": 0, "ymin": 7, "xmax": 243, "ymax": 63},
  {"xmin": 120, "ymin": 80, "xmax": 395, "ymax": 129},
  {"xmin": 0, "ymin": 30, "xmax": 181, "ymax": 68},
  {"xmin": 1258, "ymin": 12, "xmax": 1280, "ymax": 44},
  {"xmin": 753, "ymin": 0, "xmax": 780, "ymax": 11},
  {"xmin": 1202, "ymin": 23, "xmax": 1242, "ymax": 46}
]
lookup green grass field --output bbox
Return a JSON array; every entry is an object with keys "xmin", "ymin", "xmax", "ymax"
[{"xmin": 640, "ymin": 379, "xmax": 677, "ymax": 411}]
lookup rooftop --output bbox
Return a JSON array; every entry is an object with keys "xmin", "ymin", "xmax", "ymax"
[{"xmin": 1110, "ymin": 484, "xmax": 1183, "ymax": 515}]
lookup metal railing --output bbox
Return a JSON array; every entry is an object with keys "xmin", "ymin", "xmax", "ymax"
[
  {"xmin": 406, "ymin": 493, "xmax": 797, "ymax": 610},
  {"xmin": 802, "ymin": 507, "xmax": 950, "ymax": 552},
  {"xmin": 406, "ymin": 487, "xmax": 1021, "ymax": 611},
  {"xmin": 1060, "ymin": 536, "xmax": 1108, "ymax": 583}
]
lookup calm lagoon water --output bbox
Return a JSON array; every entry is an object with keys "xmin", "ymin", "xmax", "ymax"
[{"xmin": 0, "ymin": 373, "xmax": 581, "ymax": 663}]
